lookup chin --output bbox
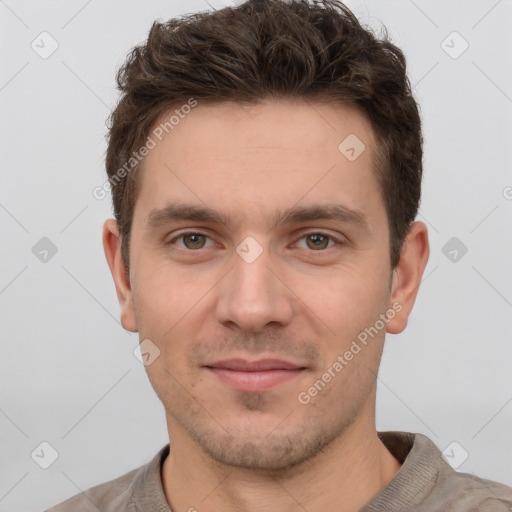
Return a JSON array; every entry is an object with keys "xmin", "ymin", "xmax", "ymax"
[{"xmin": 187, "ymin": 416, "xmax": 344, "ymax": 472}]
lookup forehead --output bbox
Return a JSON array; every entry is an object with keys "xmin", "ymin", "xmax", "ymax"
[
  {"xmin": 148, "ymin": 98, "xmax": 377, "ymax": 164},
  {"xmin": 134, "ymin": 99, "xmax": 385, "ymax": 232}
]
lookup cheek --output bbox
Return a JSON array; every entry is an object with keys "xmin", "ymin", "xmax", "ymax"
[
  {"xmin": 134, "ymin": 258, "xmax": 206, "ymax": 317},
  {"xmin": 298, "ymin": 267, "xmax": 387, "ymax": 329},
  {"xmin": 130, "ymin": 264, "xmax": 202, "ymax": 360}
]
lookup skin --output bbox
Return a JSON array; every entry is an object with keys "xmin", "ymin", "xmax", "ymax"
[{"xmin": 103, "ymin": 98, "xmax": 429, "ymax": 512}]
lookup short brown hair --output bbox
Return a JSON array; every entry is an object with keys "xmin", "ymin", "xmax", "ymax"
[{"xmin": 106, "ymin": 0, "xmax": 423, "ymax": 271}]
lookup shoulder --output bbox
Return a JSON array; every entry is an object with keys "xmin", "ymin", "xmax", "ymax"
[
  {"xmin": 413, "ymin": 433, "xmax": 512, "ymax": 511},
  {"xmin": 373, "ymin": 432, "xmax": 512, "ymax": 511},
  {"xmin": 45, "ymin": 467, "xmax": 139, "ymax": 512},
  {"xmin": 45, "ymin": 444, "xmax": 170, "ymax": 512},
  {"xmin": 436, "ymin": 469, "xmax": 512, "ymax": 511}
]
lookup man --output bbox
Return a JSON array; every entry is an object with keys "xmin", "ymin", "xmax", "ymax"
[{"xmin": 48, "ymin": 0, "xmax": 512, "ymax": 510}]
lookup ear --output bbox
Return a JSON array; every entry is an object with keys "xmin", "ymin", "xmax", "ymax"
[
  {"xmin": 102, "ymin": 219, "xmax": 138, "ymax": 332},
  {"xmin": 386, "ymin": 221, "xmax": 430, "ymax": 334}
]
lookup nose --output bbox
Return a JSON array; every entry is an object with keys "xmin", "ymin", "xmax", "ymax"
[{"xmin": 215, "ymin": 240, "xmax": 295, "ymax": 333}]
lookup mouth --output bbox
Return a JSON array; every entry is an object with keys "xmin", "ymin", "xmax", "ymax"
[{"xmin": 204, "ymin": 358, "xmax": 307, "ymax": 392}]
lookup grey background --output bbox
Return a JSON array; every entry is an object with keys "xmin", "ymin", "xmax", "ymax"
[{"xmin": 1, "ymin": 0, "xmax": 511, "ymax": 509}]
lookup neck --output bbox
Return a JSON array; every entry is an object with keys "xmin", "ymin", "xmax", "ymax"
[{"xmin": 161, "ymin": 400, "xmax": 401, "ymax": 512}]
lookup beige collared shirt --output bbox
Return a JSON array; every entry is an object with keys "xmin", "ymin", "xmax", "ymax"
[{"xmin": 46, "ymin": 432, "xmax": 512, "ymax": 511}]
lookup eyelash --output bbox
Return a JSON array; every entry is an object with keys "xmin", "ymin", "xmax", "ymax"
[{"xmin": 167, "ymin": 231, "xmax": 342, "ymax": 252}]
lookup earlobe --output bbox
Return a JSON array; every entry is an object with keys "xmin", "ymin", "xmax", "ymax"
[
  {"xmin": 386, "ymin": 221, "xmax": 430, "ymax": 335},
  {"xmin": 102, "ymin": 219, "xmax": 138, "ymax": 332}
]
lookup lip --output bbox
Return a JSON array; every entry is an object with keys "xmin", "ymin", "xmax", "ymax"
[
  {"xmin": 207, "ymin": 358, "xmax": 303, "ymax": 371},
  {"xmin": 204, "ymin": 358, "xmax": 306, "ymax": 392}
]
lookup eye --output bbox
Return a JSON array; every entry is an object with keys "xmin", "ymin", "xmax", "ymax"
[
  {"xmin": 170, "ymin": 232, "xmax": 216, "ymax": 250},
  {"xmin": 295, "ymin": 232, "xmax": 339, "ymax": 251},
  {"xmin": 167, "ymin": 231, "xmax": 342, "ymax": 252}
]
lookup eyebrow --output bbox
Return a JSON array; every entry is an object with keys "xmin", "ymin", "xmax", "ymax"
[{"xmin": 145, "ymin": 202, "xmax": 369, "ymax": 232}]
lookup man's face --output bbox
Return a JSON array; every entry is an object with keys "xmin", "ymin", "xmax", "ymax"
[{"xmin": 114, "ymin": 99, "xmax": 405, "ymax": 470}]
